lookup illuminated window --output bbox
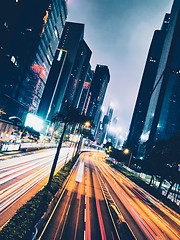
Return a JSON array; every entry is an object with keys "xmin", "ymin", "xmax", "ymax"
[
  {"xmin": 31, "ymin": 64, "xmax": 46, "ymax": 80},
  {"xmin": 54, "ymin": 28, "xmax": 58, "ymax": 38},
  {"xmin": 46, "ymin": 54, "xmax": 52, "ymax": 65},
  {"xmin": 57, "ymin": 50, "xmax": 63, "ymax": 61},
  {"xmin": 11, "ymin": 56, "xmax": 16, "ymax": 63},
  {"xmin": 149, "ymin": 57, "xmax": 156, "ymax": 63}
]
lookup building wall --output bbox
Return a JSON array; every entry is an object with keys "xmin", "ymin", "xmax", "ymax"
[
  {"xmin": 0, "ymin": 0, "xmax": 67, "ymax": 122},
  {"xmin": 137, "ymin": 1, "xmax": 180, "ymax": 158},
  {"xmin": 78, "ymin": 66, "xmax": 93, "ymax": 114},
  {"xmin": 125, "ymin": 29, "xmax": 167, "ymax": 155},
  {"xmin": 87, "ymin": 65, "xmax": 110, "ymax": 126},
  {"xmin": 154, "ymin": 12, "xmax": 180, "ymax": 140},
  {"xmin": 62, "ymin": 40, "xmax": 92, "ymax": 109},
  {"xmin": 73, "ymin": 43, "xmax": 92, "ymax": 109},
  {"xmin": 38, "ymin": 22, "xmax": 85, "ymax": 120}
]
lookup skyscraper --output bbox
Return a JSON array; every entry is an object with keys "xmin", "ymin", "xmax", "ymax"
[
  {"xmin": 86, "ymin": 65, "xmax": 110, "ymax": 129},
  {"xmin": 125, "ymin": 16, "xmax": 168, "ymax": 156},
  {"xmin": 137, "ymin": 1, "xmax": 180, "ymax": 158},
  {"xmin": 62, "ymin": 40, "xmax": 92, "ymax": 109},
  {"xmin": 77, "ymin": 64, "xmax": 93, "ymax": 114},
  {"xmin": 96, "ymin": 106, "xmax": 113, "ymax": 145},
  {"xmin": 0, "ymin": 0, "xmax": 67, "ymax": 123},
  {"xmin": 37, "ymin": 21, "xmax": 87, "ymax": 120}
]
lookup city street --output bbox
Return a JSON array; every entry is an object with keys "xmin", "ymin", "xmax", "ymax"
[
  {"xmin": 1, "ymin": 1, "xmax": 180, "ymax": 239},
  {"xmin": 0, "ymin": 147, "xmax": 73, "ymax": 227},
  {"xmin": 94, "ymin": 153, "xmax": 180, "ymax": 240},
  {"xmin": 38, "ymin": 151, "xmax": 180, "ymax": 240}
]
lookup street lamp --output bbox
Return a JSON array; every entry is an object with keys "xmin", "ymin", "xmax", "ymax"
[
  {"xmin": 124, "ymin": 148, "xmax": 129, "ymax": 155},
  {"xmin": 124, "ymin": 148, "xmax": 133, "ymax": 168},
  {"xmin": 84, "ymin": 121, "xmax": 91, "ymax": 128},
  {"xmin": 77, "ymin": 121, "xmax": 91, "ymax": 153}
]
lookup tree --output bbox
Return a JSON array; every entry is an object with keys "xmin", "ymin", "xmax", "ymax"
[
  {"xmin": 74, "ymin": 120, "xmax": 94, "ymax": 154},
  {"xmin": 21, "ymin": 126, "xmax": 40, "ymax": 141},
  {"xmin": 109, "ymin": 148, "xmax": 124, "ymax": 162},
  {"xmin": 47, "ymin": 104, "xmax": 91, "ymax": 187},
  {"xmin": 80, "ymin": 128, "xmax": 94, "ymax": 141},
  {"xmin": 143, "ymin": 140, "xmax": 171, "ymax": 190},
  {"xmin": 162, "ymin": 133, "xmax": 180, "ymax": 198},
  {"xmin": 143, "ymin": 133, "xmax": 180, "ymax": 195},
  {"xmin": 103, "ymin": 142, "xmax": 113, "ymax": 149}
]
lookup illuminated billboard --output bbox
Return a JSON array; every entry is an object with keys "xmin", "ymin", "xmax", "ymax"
[{"xmin": 25, "ymin": 113, "xmax": 44, "ymax": 132}]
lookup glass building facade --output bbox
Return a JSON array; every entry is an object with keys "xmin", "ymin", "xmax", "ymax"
[
  {"xmin": 38, "ymin": 22, "xmax": 86, "ymax": 120},
  {"xmin": 86, "ymin": 65, "xmax": 110, "ymax": 130},
  {"xmin": 0, "ymin": 0, "xmax": 67, "ymax": 122},
  {"xmin": 62, "ymin": 40, "xmax": 92, "ymax": 109},
  {"xmin": 78, "ymin": 64, "xmax": 93, "ymax": 114},
  {"xmin": 125, "ymin": 28, "xmax": 167, "ymax": 156},
  {"xmin": 137, "ymin": 1, "xmax": 180, "ymax": 158},
  {"xmin": 125, "ymin": 13, "xmax": 170, "ymax": 156}
]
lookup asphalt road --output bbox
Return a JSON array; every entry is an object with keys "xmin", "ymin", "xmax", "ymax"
[
  {"xmin": 1, "ymin": 150, "xmax": 180, "ymax": 239},
  {"xmin": 94, "ymin": 152, "xmax": 180, "ymax": 240},
  {"xmin": 0, "ymin": 147, "xmax": 73, "ymax": 227},
  {"xmin": 38, "ymin": 151, "xmax": 180, "ymax": 240},
  {"xmin": 39, "ymin": 152, "xmax": 119, "ymax": 240}
]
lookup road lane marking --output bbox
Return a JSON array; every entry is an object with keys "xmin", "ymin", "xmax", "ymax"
[
  {"xmin": 91, "ymin": 169, "xmax": 107, "ymax": 240},
  {"xmin": 56, "ymin": 192, "xmax": 75, "ymax": 240},
  {"xmin": 73, "ymin": 196, "xmax": 81, "ymax": 240},
  {"xmin": 84, "ymin": 230, "xmax": 86, "ymax": 240},
  {"xmin": 38, "ymin": 158, "xmax": 80, "ymax": 240},
  {"xmin": 84, "ymin": 208, "xmax": 86, "ymax": 222},
  {"xmin": 95, "ymin": 198, "xmax": 107, "ymax": 240},
  {"xmin": 75, "ymin": 160, "xmax": 84, "ymax": 183},
  {"xmin": 85, "ymin": 196, "xmax": 91, "ymax": 240}
]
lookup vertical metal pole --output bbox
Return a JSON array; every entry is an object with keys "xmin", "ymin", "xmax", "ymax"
[{"xmin": 128, "ymin": 153, "xmax": 133, "ymax": 168}]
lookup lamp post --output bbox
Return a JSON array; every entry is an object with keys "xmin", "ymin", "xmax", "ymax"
[
  {"xmin": 124, "ymin": 148, "xmax": 133, "ymax": 168},
  {"xmin": 76, "ymin": 121, "xmax": 91, "ymax": 154},
  {"xmin": 84, "ymin": 121, "xmax": 91, "ymax": 128}
]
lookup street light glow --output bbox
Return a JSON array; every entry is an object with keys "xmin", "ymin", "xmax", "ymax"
[
  {"xmin": 25, "ymin": 113, "xmax": 44, "ymax": 132},
  {"xmin": 84, "ymin": 121, "xmax": 90, "ymax": 127},
  {"xmin": 124, "ymin": 148, "xmax": 130, "ymax": 154}
]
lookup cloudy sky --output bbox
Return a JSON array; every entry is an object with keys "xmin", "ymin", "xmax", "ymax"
[{"xmin": 67, "ymin": 0, "xmax": 173, "ymax": 137}]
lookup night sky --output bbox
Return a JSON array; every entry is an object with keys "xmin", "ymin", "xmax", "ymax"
[{"xmin": 67, "ymin": 0, "xmax": 173, "ymax": 138}]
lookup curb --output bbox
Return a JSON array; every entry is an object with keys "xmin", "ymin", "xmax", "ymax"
[{"xmin": 32, "ymin": 153, "xmax": 81, "ymax": 240}]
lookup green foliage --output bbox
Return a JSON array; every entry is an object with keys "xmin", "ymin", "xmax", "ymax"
[
  {"xmin": 80, "ymin": 128, "xmax": 94, "ymax": 141},
  {"xmin": 0, "ymin": 189, "xmax": 52, "ymax": 240},
  {"xmin": 109, "ymin": 148, "xmax": 124, "ymax": 162},
  {"xmin": 143, "ymin": 133, "xmax": 180, "ymax": 192},
  {"xmin": 103, "ymin": 142, "xmax": 113, "ymax": 148},
  {"xmin": 104, "ymin": 144, "xmax": 125, "ymax": 163},
  {"xmin": 0, "ymin": 154, "xmax": 79, "ymax": 240},
  {"xmin": 52, "ymin": 104, "xmax": 91, "ymax": 126},
  {"xmin": 21, "ymin": 126, "xmax": 40, "ymax": 141}
]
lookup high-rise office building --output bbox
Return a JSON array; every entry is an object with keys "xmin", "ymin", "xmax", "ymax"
[
  {"xmin": 137, "ymin": 1, "xmax": 180, "ymax": 158},
  {"xmin": 62, "ymin": 40, "xmax": 92, "ymax": 109},
  {"xmin": 37, "ymin": 21, "xmax": 87, "ymax": 120},
  {"xmin": 106, "ymin": 117, "xmax": 121, "ymax": 148},
  {"xmin": 0, "ymin": 0, "xmax": 67, "ymax": 123},
  {"xmin": 96, "ymin": 106, "xmax": 113, "ymax": 145},
  {"xmin": 125, "ymin": 15, "xmax": 168, "ymax": 156},
  {"xmin": 77, "ymin": 64, "xmax": 93, "ymax": 114},
  {"xmin": 86, "ymin": 65, "xmax": 110, "ymax": 129}
]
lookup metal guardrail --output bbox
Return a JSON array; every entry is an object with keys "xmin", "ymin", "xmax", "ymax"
[{"xmin": 0, "ymin": 142, "xmax": 57, "ymax": 152}]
